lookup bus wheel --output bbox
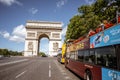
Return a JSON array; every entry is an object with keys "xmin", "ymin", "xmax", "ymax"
[{"xmin": 86, "ymin": 71, "xmax": 92, "ymax": 80}]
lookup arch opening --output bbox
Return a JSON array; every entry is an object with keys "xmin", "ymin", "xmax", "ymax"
[{"xmin": 38, "ymin": 34, "xmax": 49, "ymax": 56}]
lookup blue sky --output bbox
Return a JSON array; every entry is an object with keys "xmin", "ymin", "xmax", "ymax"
[{"xmin": 0, "ymin": 0, "xmax": 96, "ymax": 54}]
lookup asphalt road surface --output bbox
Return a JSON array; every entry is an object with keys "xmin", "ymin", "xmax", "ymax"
[{"xmin": 0, "ymin": 56, "xmax": 82, "ymax": 80}]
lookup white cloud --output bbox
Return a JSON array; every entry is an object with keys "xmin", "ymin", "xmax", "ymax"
[
  {"xmin": 62, "ymin": 26, "xmax": 67, "ymax": 37},
  {"xmin": 56, "ymin": 0, "xmax": 67, "ymax": 8},
  {"xmin": 10, "ymin": 25, "xmax": 26, "ymax": 42},
  {"xmin": 12, "ymin": 25, "xmax": 25, "ymax": 37},
  {"xmin": 0, "ymin": 0, "xmax": 22, "ymax": 6},
  {"xmin": 9, "ymin": 35, "xmax": 25, "ymax": 42},
  {"xmin": 0, "ymin": 24, "xmax": 26, "ymax": 43},
  {"xmin": 0, "ymin": 31, "xmax": 10, "ymax": 38},
  {"xmin": 29, "ymin": 8, "xmax": 38, "ymax": 15}
]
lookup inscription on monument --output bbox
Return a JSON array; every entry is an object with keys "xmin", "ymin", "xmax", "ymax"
[
  {"xmin": 27, "ymin": 33, "xmax": 35, "ymax": 37},
  {"xmin": 52, "ymin": 33, "xmax": 60, "ymax": 38}
]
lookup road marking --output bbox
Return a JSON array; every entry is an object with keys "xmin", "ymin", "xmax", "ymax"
[
  {"xmin": 49, "ymin": 69, "xmax": 51, "ymax": 78},
  {"xmin": 49, "ymin": 64, "xmax": 51, "ymax": 69},
  {"xmin": 62, "ymin": 72, "xmax": 67, "ymax": 75},
  {"xmin": 49, "ymin": 62, "xmax": 51, "ymax": 78},
  {"xmin": 65, "ymin": 76, "xmax": 71, "ymax": 80},
  {"xmin": 15, "ymin": 70, "xmax": 27, "ymax": 79},
  {"xmin": 54, "ymin": 60, "xmax": 72, "ymax": 80},
  {"xmin": 0, "ymin": 59, "xmax": 28, "ymax": 66}
]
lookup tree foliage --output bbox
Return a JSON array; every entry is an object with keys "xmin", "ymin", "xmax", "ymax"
[
  {"xmin": 39, "ymin": 52, "xmax": 47, "ymax": 57},
  {"xmin": 65, "ymin": 0, "xmax": 120, "ymax": 41},
  {"xmin": 0, "ymin": 49, "xmax": 22, "ymax": 56}
]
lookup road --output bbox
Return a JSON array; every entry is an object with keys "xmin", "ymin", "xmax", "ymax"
[{"xmin": 0, "ymin": 56, "xmax": 82, "ymax": 80}]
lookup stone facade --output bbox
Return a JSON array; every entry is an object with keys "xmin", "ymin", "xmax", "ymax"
[{"xmin": 24, "ymin": 21, "xmax": 62, "ymax": 57}]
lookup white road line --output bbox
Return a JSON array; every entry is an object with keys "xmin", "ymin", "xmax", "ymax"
[
  {"xmin": 65, "ymin": 76, "xmax": 71, "ymax": 80},
  {"xmin": 49, "ymin": 69, "xmax": 51, "ymax": 78},
  {"xmin": 49, "ymin": 62, "xmax": 51, "ymax": 78},
  {"xmin": 62, "ymin": 72, "xmax": 67, "ymax": 75},
  {"xmin": 15, "ymin": 70, "xmax": 27, "ymax": 79},
  {"xmin": 0, "ymin": 59, "xmax": 28, "ymax": 66}
]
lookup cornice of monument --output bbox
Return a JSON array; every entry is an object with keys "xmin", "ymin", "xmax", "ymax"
[
  {"xmin": 49, "ymin": 39, "xmax": 61, "ymax": 41},
  {"xmin": 26, "ymin": 26, "xmax": 62, "ymax": 29},
  {"xmin": 26, "ymin": 20, "xmax": 62, "ymax": 30},
  {"xmin": 25, "ymin": 38, "xmax": 38, "ymax": 40},
  {"xmin": 27, "ymin": 20, "xmax": 62, "ymax": 24}
]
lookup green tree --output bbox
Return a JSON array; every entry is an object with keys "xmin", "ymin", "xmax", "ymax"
[
  {"xmin": 39, "ymin": 52, "xmax": 47, "ymax": 57},
  {"xmin": 0, "ymin": 48, "xmax": 22, "ymax": 56},
  {"xmin": 65, "ymin": 0, "xmax": 120, "ymax": 41}
]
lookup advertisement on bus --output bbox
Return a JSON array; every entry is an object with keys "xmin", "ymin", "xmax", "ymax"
[
  {"xmin": 102, "ymin": 68, "xmax": 120, "ymax": 80},
  {"xmin": 90, "ymin": 24, "xmax": 120, "ymax": 48},
  {"xmin": 76, "ymin": 38, "xmax": 89, "ymax": 50}
]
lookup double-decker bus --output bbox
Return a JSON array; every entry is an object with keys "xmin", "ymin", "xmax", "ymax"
[{"xmin": 65, "ymin": 23, "xmax": 120, "ymax": 80}]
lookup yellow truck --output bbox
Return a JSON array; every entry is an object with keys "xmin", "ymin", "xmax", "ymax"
[{"xmin": 61, "ymin": 43, "xmax": 66, "ymax": 63}]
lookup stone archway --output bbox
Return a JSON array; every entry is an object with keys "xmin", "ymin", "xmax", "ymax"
[
  {"xmin": 24, "ymin": 21, "xmax": 62, "ymax": 57},
  {"xmin": 38, "ymin": 33, "xmax": 49, "ymax": 56}
]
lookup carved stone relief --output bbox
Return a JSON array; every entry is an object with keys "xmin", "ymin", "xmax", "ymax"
[
  {"xmin": 53, "ymin": 42, "xmax": 58, "ymax": 51},
  {"xmin": 28, "ymin": 42, "xmax": 33, "ymax": 51}
]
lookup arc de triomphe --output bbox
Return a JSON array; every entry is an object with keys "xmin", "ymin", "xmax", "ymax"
[{"xmin": 24, "ymin": 21, "xmax": 62, "ymax": 57}]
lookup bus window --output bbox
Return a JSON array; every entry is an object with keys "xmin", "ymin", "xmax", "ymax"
[
  {"xmin": 89, "ymin": 50, "xmax": 95, "ymax": 64},
  {"xmin": 95, "ymin": 47, "xmax": 117, "ymax": 69},
  {"xmin": 107, "ymin": 47, "xmax": 117, "ymax": 69},
  {"xmin": 84, "ymin": 50, "xmax": 89, "ymax": 62},
  {"xmin": 75, "ymin": 51, "xmax": 78, "ymax": 60},
  {"xmin": 78, "ymin": 50, "xmax": 84, "ymax": 62},
  {"xmin": 95, "ymin": 51, "xmax": 104, "ymax": 66},
  {"xmin": 70, "ymin": 52, "xmax": 75, "ymax": 60},
  {"xmin": 66, "ymin": 52, "xmax": 70, "ymax": 59},
  {"xmin": 116, "ymin": 45, "xmax": 120, "ymax": 70}
]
